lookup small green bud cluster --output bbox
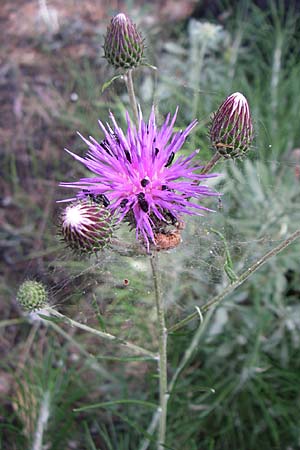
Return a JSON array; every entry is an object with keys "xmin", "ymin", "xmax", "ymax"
[{"xmin": 17, "ymin": 280, "xmax": 48, "ymax": 312}]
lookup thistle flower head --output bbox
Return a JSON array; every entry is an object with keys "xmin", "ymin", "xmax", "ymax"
[
  {"xmin": 60, "ymin": 107, "xmax": 218, "ymax": 250},
  {"xmin": 17, "ymin": 280, "xmax": 48, "ymax": 312},
  {"xmin": 210, "ymin": 92, "xmax": 253, "ymax": 158},
  {"xmin": 104, "ymin": 13, "xmax": 144, "ymax": 70},
  {"xmin": 60, "ymin": 200, "xmax": 114, "ymax": 254}
]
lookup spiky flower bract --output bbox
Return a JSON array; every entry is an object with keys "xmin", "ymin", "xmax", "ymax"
[
  {"xmin": 60, "ymin": 107, "xmax": 218, "ymax": 250},
  {"xmin": 104, "ymin": 13, "xmax": 144, "ymax": 70},
  {"xmin": 210, "ymin": 92, "xmax": 254, "ymax": 158},
  {"xmin": 60, "ymin": 200, "xmax": 114, "ymax": 254},
  {"xmin": 17, "ymin": 280, "xmax": 48, "ymax": 312}
]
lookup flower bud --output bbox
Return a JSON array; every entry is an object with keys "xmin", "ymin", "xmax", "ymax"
[
  {"xmin": 210, "ymin": 92, "xmax": 253, "ymax": 158},
  {"xmin": 60, "ymin": 201, "xmax": 114, "ymax": 254},
  {"xmin": 17, "ymin": 280, "xmax": 48, "ymax": 312},
  {"xmin": 104, "ymin": 13, "xmax": 144, "ymax": 70}
]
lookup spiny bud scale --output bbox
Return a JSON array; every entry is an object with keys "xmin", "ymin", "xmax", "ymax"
[
  {"xmin": 104, "ymin": 13, "xmax": 144, "ymax": 70},
  {"xmin": 60, "ymin": 200, "xmax": 114, "ymax": 254},
  {"xmin": 210, "ymin": 92, "xmax": 254, "ymax": 158}
]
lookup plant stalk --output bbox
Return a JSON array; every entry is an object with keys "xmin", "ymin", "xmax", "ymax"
[
  {"xmin": 124, "ymin": 69, "xmax": 139, "ymax": 127},
  {"xmin": 201, "ymin": 152, "xmax": 222, "ymax": 174},
  {"xmin": 44, "ymin": 308, "xmax": 157, "ymax": 359},
  {"xmin": 138, "ymin": 309, "xmax": 214, "ymax": 450},
  {"xmin": 150, "ymin": 252, "xmax": 168, "ymax": 450},
  {"xmin": 32, "ymin": 391, "xmax": 50, "ymax": 450}
]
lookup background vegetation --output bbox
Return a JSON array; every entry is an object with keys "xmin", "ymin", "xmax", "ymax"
[{"xmin": 1, "ymin": 1, "xmax": 300, "ymax": 449}]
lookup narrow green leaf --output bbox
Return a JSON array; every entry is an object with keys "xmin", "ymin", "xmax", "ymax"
[
  {"xmin": 101, "ymin": 75, "xmax": 123, "ymax": 93},
  {"xmin": 83, "ymin": 422, "xmax": 98, "ymax": 450},
  {"xmin": 96, "ymin": 355, "xmax": 155, "ymax": 362},
  {"xmin": 141, "ymin": 63, "xmax": 157, "ymax": 71},
  {"xmin": 74, "ymin": 399, "xmax": 157, "ymax": 412},
  {"xmin": 38, "ymin": 314, "xmax": 64, "ymax": 324},
  {"xmin": 91, "ymin": 294, "xmax": 106, "ymax": 331},
  {"xmin": 111, "ymin": 410, "xmax": 157, "ymax": 444},
  {"xmin": 169, "ymin": 385, "xmax": 216, "ymax": 395}
]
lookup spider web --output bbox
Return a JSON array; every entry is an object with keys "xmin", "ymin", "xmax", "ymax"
[{"xmin": 45, "ymin": 142, "xmax": 300, "ymax": 349}]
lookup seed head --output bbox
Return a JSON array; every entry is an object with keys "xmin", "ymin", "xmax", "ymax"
[
  {"xmin": 104, "ymin": 13, "xmax": 144, "ymax": 70},
  {"xmin": 17, "ymin": 280, "xmax": 48, "ymax": 312},
  {"xmin": 210, "ymin": 92, "xmax": 253, "ymax": 158},
  {"xmin": 60, "ymin": 200, "xmax": 114, "ymax": 254}
]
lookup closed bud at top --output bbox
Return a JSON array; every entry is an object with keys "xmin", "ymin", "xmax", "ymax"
[
  {"xmin": 17, "ymin": 280, "xmax": 48, "ymax": 312},
  {"xmin": 60, "ymin": 200, "xmax": 114, "ymax": 254},
  {"xmin": 104, "ymin": 13, "xmax": 144, "ymax": 70},
  {"xmin": 210, "ymin": 92, "xmax": 254, "ymax": 158}
]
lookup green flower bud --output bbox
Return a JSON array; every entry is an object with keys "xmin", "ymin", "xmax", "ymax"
[
  {"xmin": 17, "ymin": 281, "xmax": 48, "ymax": 312},
  {"xmin": 210, "ymin": 92, "xmax": 254, "ymax": 158},
  {"xmin": 60, "ymin": 200, "xmax": 114, "ymax": 254},
  {"xmin": 104, "ymin": 13, "xmax": 144, "ymax": 70}
]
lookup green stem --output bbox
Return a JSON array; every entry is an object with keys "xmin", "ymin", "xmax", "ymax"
[
  {"xmin": 150, "ymin": 252, "xmax": 168, "ymax": 450},
  {"xmin": 0, "ymin": 318, "xmax": 27, "ymax": 328},
  {"xmin": 201, "ymin": 152, "xmax": 222, "ymax": 174},
  {"xmin": 44, "ymin": 308, "xmax": 157, "ymax": 360},
  {"xmin": 32, "ymin": 390, "xmax": 50, "ymax": 450},
  {"xmin": 190, "ymin": 41, "xmax": 207, "ymax": 150},
  {"xmin": 169, "ymin": 228, "xmax": 300, "ymax": 333},
  {"xmin": 124, "ymin": 69, "xmax": 139, "ymax": 127},
  {"xmin": 138, "ymin": 308, "xmax": 215, "ymax": 450}
]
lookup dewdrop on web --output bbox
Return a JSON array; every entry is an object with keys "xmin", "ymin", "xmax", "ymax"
[{"xmin": 210, "ymin": 92, "xmax": 254, "ymax": 158}]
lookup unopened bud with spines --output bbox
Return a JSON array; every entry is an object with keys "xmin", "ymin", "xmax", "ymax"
[
  {"xmin": 210, "ymin": 92, "xmax": 254, "ymax": 158},
  {"xmin": 17, "ymin": 280, "xmax": 48, "ymax": 312},
  {"xmin": 60, "ymin": 200, "xmax": 114, "ymax": 254},
  {"xmin": 104, "ymin": 13, "xmax": 144, "ymax": 70}
]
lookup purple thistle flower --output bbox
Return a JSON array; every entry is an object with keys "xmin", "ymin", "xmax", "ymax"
[
  {"xmin": 104, "ymin": 13, "xmax": 144, "ymax": 70},
  {"xmin": 210, "ymin": 92, "xmax": 254, "ymax": 158},
  {"xmin": 60, "ymin": 107, "xmax": 218, "ymax": 250}
]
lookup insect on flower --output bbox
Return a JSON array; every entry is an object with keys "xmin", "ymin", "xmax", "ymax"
[
  {"xmin": 59, "ymin": 106, "xmax": 219, "ymax": 250},
  {"xmin": 83, "ymin": 190, "xmax": 111, "ymax": 207}
]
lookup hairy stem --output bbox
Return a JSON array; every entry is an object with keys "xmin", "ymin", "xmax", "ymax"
[
  {"xmin": 150, "ymin": 252, "xmax": 168, "ymax": 450},
  {"xmin": 124, "ymin": 69, "xmax": 139, "ymax": 126},
  {"xmin": 138, "ymin": 308, "xmax": 215, "ymax": 450},
  {"xmin": 201, "ymin": 152, "xmax": 222, "ymax": 174},
  {"xmin": 44, "ymin": 308, "xmax": 157, "ymax": 359},
  {"xmin": 169, "ymin": 228, "xmax": 300, "ymax": 333}
]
